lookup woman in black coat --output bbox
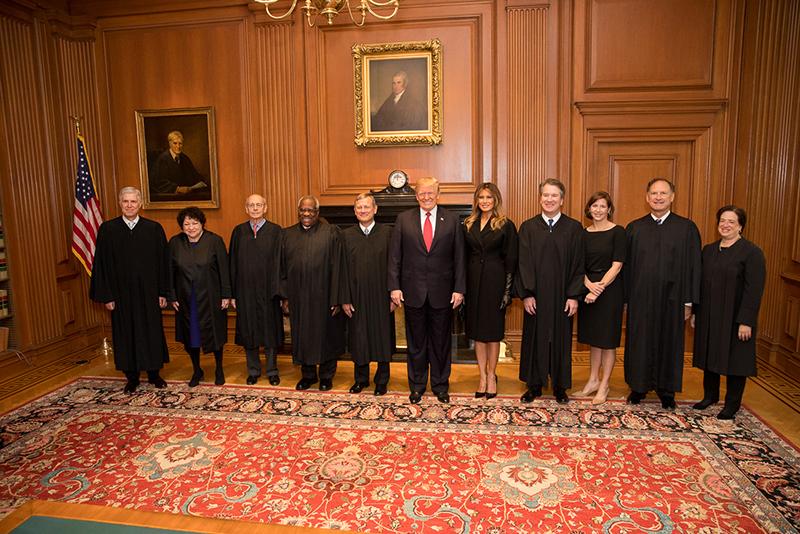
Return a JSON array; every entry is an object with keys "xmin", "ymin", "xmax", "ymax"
[
  {"xmin": 168, "ymin": 207, "xmax": 231, "ymax": 386},
  {"xmin": 692, "ymin": 205, "xmax": 766, "ymax": 419},
  {"xmin": 463, "ymin": 183, "xmax": 518, "ymax": 399}
]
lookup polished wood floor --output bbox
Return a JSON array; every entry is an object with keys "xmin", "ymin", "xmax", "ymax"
[{"xmin": 1, "ymin": 344, "xmax": 799, "ymax": 533}]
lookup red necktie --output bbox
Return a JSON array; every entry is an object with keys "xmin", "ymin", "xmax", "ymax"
[
  {"xmin": 423, "ymin": 212, "xmax": 433, "ymax": 252},
  {"xmin": 252, "ymin": 224, "xmax": 258, "ymax": 238}
]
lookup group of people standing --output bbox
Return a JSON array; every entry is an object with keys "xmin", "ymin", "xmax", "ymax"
[{"xmin": 90, "ymin": 176, "xmax": 765, "ymax": 421}]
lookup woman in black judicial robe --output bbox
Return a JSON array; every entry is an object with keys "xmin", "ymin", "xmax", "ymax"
[
  {"xmin": 463, "ymin": 183, "xmax": 518, "ymax": 399},
  {"xmin": 168, "ymin": 207, "xmax": 231, "ymax": 387},
  {"xmin": 692, "ymin": 206, "xmax": 766, "ymax": 420},
  {"xmin": 576, "ymin": 192, "xmax": 625, "ymax": 405}
]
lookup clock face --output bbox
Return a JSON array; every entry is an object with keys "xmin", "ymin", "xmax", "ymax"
[{"xmin": 389, "ymin": 170, "xmax": 408, "ymax": 189}]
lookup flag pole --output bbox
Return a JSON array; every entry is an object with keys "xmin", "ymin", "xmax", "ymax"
[{"xmin": 69, "ymin": 115, "xmax": 83, "ymax": 137}]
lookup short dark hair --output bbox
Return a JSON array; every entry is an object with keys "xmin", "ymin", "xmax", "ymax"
[
  {"xmin": 647, "ymin": 177, "xmax": 675, "ymax": 193},
  {"xmin": 539, "ymin": 178, "xmax": 566, "ymax": 197},
  {"xmin": 584, "ymin": 191, "xmax": 615, "ymax": 220},
  {"xmin": 716, "ymin": 204, "xmax": 747, "ymax": 230},
  {"xmin": 177, "ymin": 206, "xmax": 206, "ymax": 228}
]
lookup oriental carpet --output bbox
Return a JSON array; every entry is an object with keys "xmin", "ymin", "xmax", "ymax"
[{"xmin": 0, "ymin": 378, "xmax": 798, "ymax": 533}]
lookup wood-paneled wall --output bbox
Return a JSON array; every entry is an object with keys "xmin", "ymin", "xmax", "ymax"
[{"xmin": 0, "ymin": 0, "xmax": 798, "ymax": 379}]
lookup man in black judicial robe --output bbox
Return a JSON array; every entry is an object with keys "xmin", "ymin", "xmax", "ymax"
[
  {"xmin": 624, "ymin": 178, "xmax": 701, "ymax": 409},
  {"xmin": 149, "ymin": 131, "xmax": 209, "ymax": 201},
  {"xmin": 516, "ymin": 179, "xmax": 585, "ymax": 404},
  {"xmin": 230, "ymin": 194, "xmax": 284, "ymax": 386},
  {"xmin": 281, "ymin": 195, "xmax": 349, "ymax": 391},
  {"xmin": 342, "ymin": 193, "xmax": 396, "ymax": 396},
  {"xmin": 90, "ymin": 187, "xmax": 170, "ymax": 393}
]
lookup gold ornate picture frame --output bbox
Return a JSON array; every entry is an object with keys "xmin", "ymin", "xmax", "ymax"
[
  {"xmin": 353, "ymin": 39, "xmax": 442, "ymax": 147},
  {"xmin": 135, "ymin": 107, "xmax": 220, "ymax": 209}
]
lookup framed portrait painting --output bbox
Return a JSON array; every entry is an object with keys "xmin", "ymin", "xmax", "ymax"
[
  {"xmin": 353, "ymin": 39, "xmax": 442, "ymax": 147},
  {"xmin": 135, "ymin": 107, "xmax": 219, "ymax": 209}
]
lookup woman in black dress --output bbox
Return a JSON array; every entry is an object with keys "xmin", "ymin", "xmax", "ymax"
[
  {"xmin": 576, "ymin": 192, "xmax": 625, "ymax": 404},
  {"xmin": 463, "ymin": 183, "xmax": 518, "ymax": 399},
  {"xmin": 692, "ymin": 206, "xmax": 766, "ymax": 420},
  {"xmin": 168, "ymin": 207, "xmax": 231, "ymax": 387}
]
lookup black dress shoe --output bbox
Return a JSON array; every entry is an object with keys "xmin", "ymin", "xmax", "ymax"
[
  {"xmin": 349, "ymin": 382, "xmax": 367, "ymax": 394},
  {"xmin": 660, "ymin": 396, "xmax": 676, "ymax": 410},
  {"xmin": 692, "ymin": 398, "xmax": 718, "ymax": 410},
  {"xmin": 296, "ymin": 378, "xmax": 317, "ymax": 390},
  {"xmin": 521, "ymin": 387, "xmax": 542, "ymax": 403},
  {"xmin": 123, "ymin": 380, "xmax": 139, "ymax": 394},
  {"xmin": 717, "ymin": 406, "xmax": 737, "ymax": 420},
  {"xmin": 374, "ymin": 384, "xmax": 387, "ymax": 396},
  {"xmin": 436, "ymin": 392, "xmax": 450, "ymax": 404},
  {"xmin": 485, "ymin": 392, "xmax": 497, "ymax": 400},
  {"xmin": 554, "ymin": 388, "xmax": 569, "ymax": 404},
  {"xmin": 269, "ymin": 376, "xmax": 280, "ymax": 386},
  {"xmin": 474, "ymin": 391, "xmax": 486, "ymax": 399},
  {"xmin": 149, "ymin": 376, "xmax": 167, "ymax": 389},
  {"xmin": 246, "ymin": 375, "xmax": 258, "ymax": 385},
  {"xmin": 627, "ymin": 391, "xmax": 646, "ymax": 405},
  {"xmin": 409, "ymin": 391, "xmax": 423, "ymax": 404},
  {"xmin": 215, "ymin": 367, "xmax": 225, "ymax": 386},
  {"xmin": 319, "ymin": 379, "xmax": 333, "ymax": 391},
  {"xmin": 189, "ymin": 370, "xmax": 204, "ymax": 388}
]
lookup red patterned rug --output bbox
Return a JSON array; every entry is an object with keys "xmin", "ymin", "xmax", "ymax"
[{"xmin": 0, "ymin": 378, "xmax": 798, "ymax": 532}]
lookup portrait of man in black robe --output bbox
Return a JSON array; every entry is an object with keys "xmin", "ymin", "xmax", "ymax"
[
  {"xmin": 89, "ymin": 186, "xmax": 170, "ymax": 393},
  {"xmin": 342, "ymin": 193, "xmax": 396, "ymax": 396},
  {"xmin": 230, "ymin": 194, "xmax": 284, "ymax": 386},
  {"xmin": 371, "ymin": 69, "xmax": 428, "ymax": 132},
  {"xmin": 281, "ymin": 195, "xmax": 349, "ymax": 392},
  {"xmin": 149, "ymin": 130, "xmax": 209, "ymax": 202},
  {"xmin": 624, "ymin": 177, "xmax": 701, "ymax": 409},
  {"xmin": 515, "ymin": 178, "xmax": 585, "ymax": 404}
]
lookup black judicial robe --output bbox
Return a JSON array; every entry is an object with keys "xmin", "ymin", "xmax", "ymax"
[
  {"xmin": 515, "ymin": 215, "xmax": 585, "ymax": 389},
  {"xmin": 692, "ymin": 239, "xmax": 766, "ymax": 377},
  {"xmin": 229, "ymin": 220, "xmax": 284, "ymax": 350},
  {"xmin": 624, "ymin": 213, "xmax": 701, "ymax": 393},
  {"xmin": 168, "ymin": 231, "xmax": 231, "ymax": 352},
  {"xmin": 281, "ymin": 221, "xmax": 349, "ymax": 365},
  {"xmin": 89, "ymin": 217, "xmax": 169, "ymax": 373},
  {"xmin": 342, "ymin": 224, "xmax": 395, "ymax": 364}
]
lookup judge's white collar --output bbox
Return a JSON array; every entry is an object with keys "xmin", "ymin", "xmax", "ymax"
[
  {"xmin": 123, "ymin": 215, "xmax": 140, "ymax": 229},
  {"xmin": 360, "ymin": 221, "xmax": 375, "ymax": 235},
  {"xmin": 541, "ymin": 212, "xmax": 562, "ymax": 225},
  {"xmin": 651, "ymin": 210, "xmax": 671, "ymax": 222}
]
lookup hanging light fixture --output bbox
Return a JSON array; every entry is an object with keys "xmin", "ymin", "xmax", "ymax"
[{"xmin": 253, "ymin": 0, "xmax": 399, "ymax": 27}]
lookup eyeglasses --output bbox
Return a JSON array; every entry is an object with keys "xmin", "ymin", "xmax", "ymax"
[
  {"xmin": 246, "ymin": 203, "xmax": 265, "ymax": 208},
  {"xmin": 298, "ymin": 208, "xmax": 318, "ymax": 214}
]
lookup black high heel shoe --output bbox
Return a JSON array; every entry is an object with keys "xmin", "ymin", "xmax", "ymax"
[
  {"xmin": 485, "ymin": 374, "xmax": 498, "ymax": 400},
  {"xmin": 474, "ymin": 391, "xmax": 486, "ymax": 399}
]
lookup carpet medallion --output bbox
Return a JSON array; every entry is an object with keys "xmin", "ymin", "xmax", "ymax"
[{"xmin": 0, "ymin": 378, "xmax": 798, "ymax": 532}]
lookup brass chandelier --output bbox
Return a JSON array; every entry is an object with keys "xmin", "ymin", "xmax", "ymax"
[{"xmin": 253, "ymin": 0, "xmax": 399, "ymax": 27}]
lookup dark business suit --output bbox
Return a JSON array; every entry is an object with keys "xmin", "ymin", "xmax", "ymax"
[{"xmin": 388, "ymin": 207, "xmax": 466, "ymax": 394}]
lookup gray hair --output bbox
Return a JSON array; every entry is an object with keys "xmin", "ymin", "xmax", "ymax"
[
  {"xmin": 167, "ymin": 131, "xmax": 184, "ymax": 143},
  {"xmin": 118, "ymin": 186, "xmax": 142, "ymax": 201},
  {"xmin": 297, "ymin": 195, "xmax": 320, "ymax": 210}
]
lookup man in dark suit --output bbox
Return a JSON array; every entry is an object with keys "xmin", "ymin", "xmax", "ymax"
[{"xmin": 389, "ymin": 177, "xmax": 466, "ymax": 404}]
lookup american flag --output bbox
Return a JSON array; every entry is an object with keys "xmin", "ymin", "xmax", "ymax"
[{"xmin": 71, "ymin": 135, "xmax": 104, "ymax": 275}]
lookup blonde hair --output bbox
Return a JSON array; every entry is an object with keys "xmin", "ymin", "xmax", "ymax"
[
  {"xmin": 464, "ymin": 183, "xmax": 507, "ymax": 231},
  {"xmin": 415, "ymin": 176, "xmax": 439, "ymax": 193}
]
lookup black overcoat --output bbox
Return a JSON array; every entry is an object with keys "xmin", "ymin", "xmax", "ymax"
[{"xmin": 463, "ymin": 218, "xmax": 518, "ymax": 342}]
